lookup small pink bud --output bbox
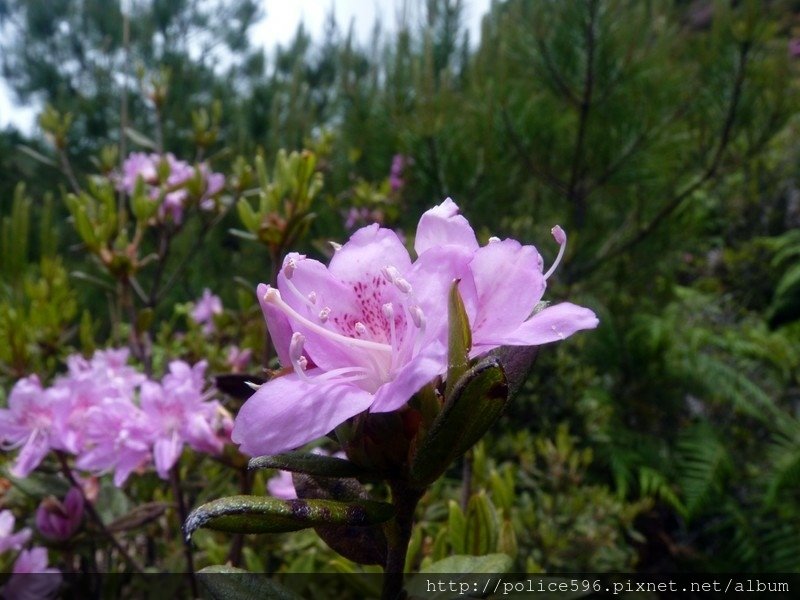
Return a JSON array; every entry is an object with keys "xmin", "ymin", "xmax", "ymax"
[{"xmin": 35, "ymin": 488, "xmax": 84, "ymax": 541}]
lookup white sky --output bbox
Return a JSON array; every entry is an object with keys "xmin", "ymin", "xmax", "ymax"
[{"xmin": 0, "ymin": 0, "xmax": 490, "ymax": 134}]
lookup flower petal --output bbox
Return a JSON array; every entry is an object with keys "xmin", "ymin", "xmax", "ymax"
[
  {"xmin": 469, "ymin": 239, "xmax": 545, "ymax": 344},
  {"xmin": 153, "ymin": 432, "xmax": 183, "ymax": 479},
  {"xmin": 408, "ymin": 244, "xmax": 476, "ymax": 346},
  {"xmin": 275, "ymin": 255, "xmax": 363, "ymax": 371},
  {"xmin": 231, "ymin": 371, "xmax": 373, "ymax": 456},
  {"xmin": 370, "ymin": 342, "xmax": 447, "ymax": 413},
  {"xmin": 257, "ymin": 282, "xmax": 294, "ymax": 367},
  {"xmin": 474, "ymin": 302, "xmax": 599, "ymax": 350},
  {"xmin": 11, "ymin": 429, "xmax": 50, "ymax": 478},
  {"xmin": 414, "ymin": 198, "xmax": 479, "ymax": 256},
  {"xmin": 329, "ymin": 224, "xmax": 412, "ymax": 283}
]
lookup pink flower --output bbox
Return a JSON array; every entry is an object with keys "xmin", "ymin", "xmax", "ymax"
[
  {"xmin": 0, "ymin": 510, "xmax": 32, "ymax": 554},
  {"xmin": 117, "ymin": 152, "xmax": 224, "ymax": 224},
  {"xmin": 389, "ymin": 154, "xmax": 407, "ymax": 192},
  {"xmin": 412, "ymin": 198, "xmax": 599, "ymax": 356},
  {"xmin": 789, "ymin": 38, "xmax": 800, "ymax": 59},
  {"xmin": 76, "ymin": 398, "xmax": 155, "ymax": 487},
  {"xmin": 54, "ymin": 349, "xmax": 145, "ymax": 453},
  {"xmin": 266, "ymin": 470, "xmax": 297, "ymax": 499},
  {"xmin": 2, "ymin": 547, "xmax": 61, "ymax": 600},
  {"xmin": 226, "ymin": 346, "xmax": 252, "ymax": 373},
  {"xmin": 231, "ymin": 200, "xmax": 598, "ymax": 457},
  {"xmin": 0, "ymin": 377, "xmax": 71, "ymax": 477},
  {"xmin": 232, "ymin": 226, "xmax": 447, "ymax": 456},
  {"xmin": 265, "ymin": 448, "xmax": 343, "ymax": 499},
  {"xmin": 118, "ymin": 152, "xmax": 158, "ymax": 192},
  {"xmin": 140, "ymin": 361, "xmax": 230, "ymax": 479},
  {"xmin": 35, "ymin": 488, "xmax": 84, "ymax": 542},
  {"xmin": 191, "ymin": 289, "xmax": 223, "ymax": 333}
]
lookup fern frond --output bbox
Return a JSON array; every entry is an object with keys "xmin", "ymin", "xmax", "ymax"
[{"xmin": 676, "ymin": 423, "xmax": 731, "ymax": 520}]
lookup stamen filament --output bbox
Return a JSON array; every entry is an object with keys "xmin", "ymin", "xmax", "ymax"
[
  {"xmin": 264, "ymin": 288, "xmax": 392, "ymax": 355},
  {"xmin": 383, "ymin": 303, "xmax": 397, "ymax": 369},
  {"xmin": 543, "ymin": 225, "xmax": 567, "ymax": 280},
  {"xmin": 283, "ymin": 276, "xmax": 317, "ymax": 310}
]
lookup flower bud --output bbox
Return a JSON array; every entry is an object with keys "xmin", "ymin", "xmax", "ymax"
[{"xmin": 35, "ymin": 488, "xmax": 83, "ymax": 542}]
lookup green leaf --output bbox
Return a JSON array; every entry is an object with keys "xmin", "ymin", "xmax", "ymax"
[
  {"xmin": 420, "ymin": 552, "xmax": 513, "ymax": 574},
  {"xmin": 124, "ymin": 127, "xmax": 157, "ymax": 150},
  {"xmin": 197, "ymin": 566, "xmax": 302, "ymax": 600},
  {"xmin": 236, "ymin": 198, "xmax": 259, "ymax": 233},
  {"xmin": 465, "ymin": 491, "xmax": 499, "ymax": 555},
  {"xmin": 184, "ymin": 495, "xmax": 394, "ymax": 539},
  {"xmin": 448, "ymin": 500, "xmax": 467, "ymax": 555},
  {"xmin": 446, "ymin": 280, "xmax": 472, "ymax": 399},
  {"xmin": 73, "ymin": 206, "xmax": 98, "ymax": 249},
  {"xmin": 3, "ymin": 469, "xmax": 70, "ymax": 501},
  {"xmin": 248, "ymin": 451, "xmax": 367, "ymax": 479},
  {"xmin": 410, "ymin": 358, "xmax": 509, "ymax": 486},
  {"xmin": 292, "ymin": 473, "xmax": 387, "ymax": 566},
  {"xmin": 16, "ymin": 144, "xmax": 57, "ymax": 167},
  {"xmin": 406, "ymin": 554, "xmax": 513, "ymax": 599}
]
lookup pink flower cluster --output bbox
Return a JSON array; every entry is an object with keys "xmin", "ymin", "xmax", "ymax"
[
  {"xmin": 191, "ymin": 288, "xmax": 223, "ymax": 334},
  {"xmin": 0, "ymin": 510, "xmax": 61, "ymax": 599},
  {"xmin": 0, "ymin": 349, "xmax": 232, "ymax": 486},
  {"xmin": 232, "ymin": 198, "xmax": 599, "ymax": 456},
  {"xmin": 118, "ymin": 152, "xmax": 225, "ymax": 224},
  {"xmin": 389, "ymin": 154, "xmax": 407, "ymax": 192}
]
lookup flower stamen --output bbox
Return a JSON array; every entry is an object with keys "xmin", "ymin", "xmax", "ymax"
[
  {"xmin": 543, "ymin": 225, "xmax": 567, "ymax": 280},
  {"xmin": 383, "ymin": 303, "xmax": 397, "ymax": 369},
  {"xmin": 263, "ymin": 287, "xmax": 392, "ymax": 355},
  {"xmin": 382, "ymin": 265, "xmax": 413, "ymax": 294}
]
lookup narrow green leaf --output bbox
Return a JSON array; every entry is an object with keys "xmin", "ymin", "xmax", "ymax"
[
  {"xmin": 292, "ymin": 473, "xmax": 388, "ymax": 566},
  {"xmin": 184, "ymin": 495, "xmax": 394, "ymax": 539},
  {"xmin": 236, "ymin": 198, "xmax": 259, "ymax": 233},
  {"xmin": 124, "ymin": 127, "xmax": 157, "ymax": 150},
  {"xmin": 446, "ymin": 280, "xmax": 472, "ymax": 398},
  {"xmin": 465, "ymin": 491, "xmax": 499, "ymax": 555},
  {"xmin": 448, "ymin": 500, "xmax": 467, "ymax": 555},
  {"xmin": 16, "ymin": 144, "xmax": 57, "ymax": 167},
  {"xmin": 410, "ymin": 358, "xmax": 509, "ymax": 486},
  {"xmin": 248, "ymin": 452, "xmax": 367, "ymax": 479}
]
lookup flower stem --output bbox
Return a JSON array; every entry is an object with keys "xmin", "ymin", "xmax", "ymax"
[
  {"xmin": 226, "ymin": 466, "xmax": 253, "ymax": 567},
  {"xmin": 382, "ymin": 482, "xmax": 423, "ymax": 600},
  {"xmin": 170, "ymin": 464, "xmax": 199, "ymax": 599},
  {"xmin": 55, "ymin": 452, "xmax": 144, "ymax": 574}
]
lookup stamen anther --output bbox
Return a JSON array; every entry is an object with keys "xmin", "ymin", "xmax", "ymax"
[
  {"xmin": 289, "ymin": 332, "xmax": 305, "ymax": 364},
  {"xmin": 319, "ymin": 307, "xmax": 331, "ymax": 322},
  {"xmin": 382, "ymin": 265, "xmax": 412, "ymax": 293},
  {"xmin": 409, "ymin": 305, "xmax": 425, "ymax": 329},
  {"xmin": 284, "ymin": 257, "xmax": 297, "ymax": 279}
]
